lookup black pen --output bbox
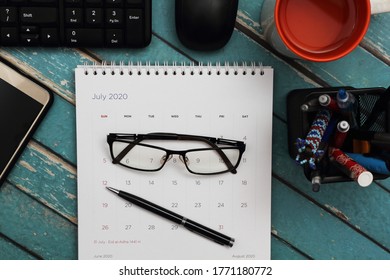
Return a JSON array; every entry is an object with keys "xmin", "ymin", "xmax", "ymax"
[{"xmin": 106, "ymin": 187, "xmax": 235, "ymax": 247}]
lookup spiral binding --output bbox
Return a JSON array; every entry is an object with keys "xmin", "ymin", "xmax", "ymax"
[{"xmin": 81, "ymin": 61, "xmax": 266, "ymax": 76}]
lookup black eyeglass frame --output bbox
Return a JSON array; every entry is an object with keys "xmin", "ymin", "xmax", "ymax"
[{"xmin": 106, "ymin": 132, "xmax": 246, "ymax": 175}]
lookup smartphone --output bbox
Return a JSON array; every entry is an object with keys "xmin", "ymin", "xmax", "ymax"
[{"xmin": 0, "ymin": 60, "xmax": 53, "ymax": 186}]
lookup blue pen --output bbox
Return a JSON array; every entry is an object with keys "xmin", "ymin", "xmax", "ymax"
[
  {"xmin": 336, "ymin": 89, "xmax": 357, "ymax": 128},
  {"xmin": 337, "ymin": 89, "xmax": 355, "ymax": 110},
  {"xmin": 346, "ymin": 153, "xmax": 390, "ymax": 175}
]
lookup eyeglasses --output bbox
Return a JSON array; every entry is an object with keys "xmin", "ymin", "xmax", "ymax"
[{"xmin": 106, "ymin": 133, "xmax": 246, "ymax": 175}]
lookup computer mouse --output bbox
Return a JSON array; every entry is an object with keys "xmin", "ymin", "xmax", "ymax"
[{"xmin": 175, "ymin": 0, "xmax": 239, "ymax": 51}]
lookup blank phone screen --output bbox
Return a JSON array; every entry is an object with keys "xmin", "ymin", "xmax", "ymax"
[{"xmin": 0, "ymin": 79, "xmax": 43, "ymax": 175}]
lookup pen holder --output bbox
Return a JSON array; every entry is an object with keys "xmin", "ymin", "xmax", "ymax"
[{"xmin": 287, "ymin": 87, "xmax": 390, "ymax": 189}]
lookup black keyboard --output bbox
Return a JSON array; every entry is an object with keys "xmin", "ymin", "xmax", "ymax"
[{"xmin": 0, "ymin": 0, "xmax": 152, "ymax": 47}]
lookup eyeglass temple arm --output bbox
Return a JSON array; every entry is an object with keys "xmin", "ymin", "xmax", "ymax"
[
  {"xmin": 109, "ymin": 134, "xmax": 165, "ymax": 164},
  {"xmin": 111, "ymin": 137, "xmax": 144, "ymax": 164}
]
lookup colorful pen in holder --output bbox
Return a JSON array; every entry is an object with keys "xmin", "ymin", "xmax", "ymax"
[
  {"xmin": 319, "ymin": 94, "xmax": 339, "ymax": 112},
  {"xmin": 295, "ymin": 109, "xmax": 332, "ymax": 169},
  {"xmin": 328, "ymin": 147, "xmax": 373, "ymax": 187},
  {"xmin": 331, "ymin": 120, "xmax": 350, "ymax": 148},
  {"xmin": 346, "ymin": 153, "xmax": 390, "ymax": 176}
]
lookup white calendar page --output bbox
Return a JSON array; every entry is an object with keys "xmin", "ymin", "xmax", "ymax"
[{"xmin": 75, "ymin": 64, "xmax": 273, "ymax": 260}]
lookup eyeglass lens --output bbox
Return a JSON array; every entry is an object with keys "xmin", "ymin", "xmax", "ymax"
[{"xmin": 111, "ymin": 141, "xmax": 240, "ymax": 174}]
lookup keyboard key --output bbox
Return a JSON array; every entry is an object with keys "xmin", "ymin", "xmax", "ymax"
[
  {"xmin": 66, "ymin": 28, "xmax": 104, "ymax": 46},
  {"xmin": 21, "ymin": 25, "xmax": 39, "ymax": 33},
  {"xmin": 21, "ymin": 33, "xmax": 39, "ymax": 45},
  {"xmin": 86, "ymin": 8, "xmax": 103, "ymax": 26},
  {"xmin": 66, "ymin": 8, "xmax": 83, "ymax": 25},
  {"xmin": 20, "ymin": 7, "xmax": 58, "ymax": 24},
  {"xmin": 106, "ymin": 8, "xmax": 123, "ymax": 26},
  {"xmin": 126, "ymin": 9, "xmax": 143, "ymax": 46},
  {"xmin": 106, "ymin": 29, "xmax": 123, "ymax": 47},
  {"xmin": 41, "ymin": 28, "xmax": 59, "ymax": 45},
  {"xmin": 1, "ymin": 27, "xmax": 18, "ymax": 45},
  {"xmin": 0, "ymin": 7, "xmax": 17, "ymax": 24}
]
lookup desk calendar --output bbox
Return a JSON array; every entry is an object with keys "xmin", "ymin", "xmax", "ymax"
[{"xmin": 75, "ymin": 63, "xmax": 274, "ymax": 259}]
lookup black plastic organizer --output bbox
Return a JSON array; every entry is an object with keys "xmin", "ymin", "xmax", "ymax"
[{"xmin": 287, "ymin": 87, "xmax": 390, "ymax": 187}]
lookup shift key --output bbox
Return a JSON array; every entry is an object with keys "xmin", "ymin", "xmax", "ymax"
[{"xmin": 20, "ymin": 7, "xmax": 58, "ymax": 24}]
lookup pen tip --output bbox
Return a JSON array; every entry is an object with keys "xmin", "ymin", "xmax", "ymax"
[{"xmin": 106, "ymin": 187, "xmax": 119, "ymax": 194}]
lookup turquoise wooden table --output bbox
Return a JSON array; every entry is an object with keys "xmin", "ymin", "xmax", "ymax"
[{"xmin": 0, "ymin": 0, "xmax": 389, "ymax": 260}]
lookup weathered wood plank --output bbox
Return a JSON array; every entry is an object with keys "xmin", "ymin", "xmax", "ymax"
[
  {"xmin": 271, "ymin": 236, "xmax": 310, "ymax": 260},
  {"xmin": 295, "ymin": 48, "xmax": 390, "ymax": 89},
  {"xmin": 238, "ymin": 0, "xmax": 264, "ymax": 34},
  {"xmin": 0, "ymin": 237, "xmax": 37, "ymax": 260},
  {"xmin": 362, "ymin": 13, "xmax": 390, "ymax": 64},
  {"xmin": 0, "ymin": 48, "xmax": 93, "ymax": 104},
  {"xmin": 272, "ymin": 177, "xmax": 390, "ymax": 259},
  {"xmin": 7, "ymin": 140, "xmax": 77, "ymax": 224},
  {"xmin": 0, "ymin": 182, "xmax": 77, "ymax": 259}
]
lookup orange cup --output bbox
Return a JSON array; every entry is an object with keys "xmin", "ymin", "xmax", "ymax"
[{"xmin": 274, "ymin": 0, "xmax": 371, "ymax": 62}]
